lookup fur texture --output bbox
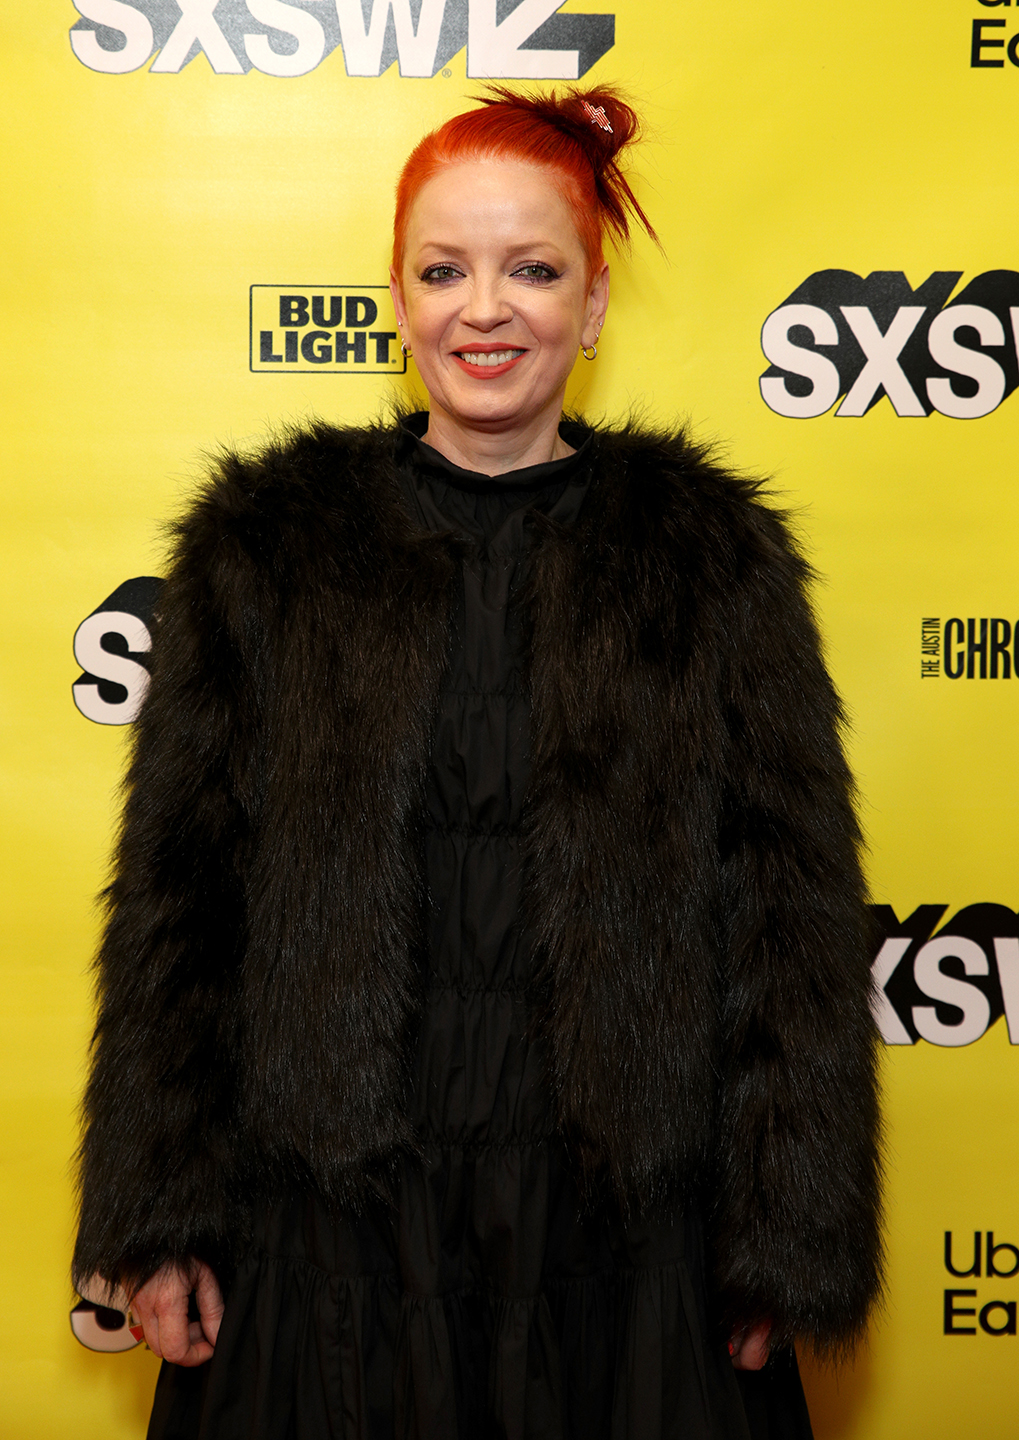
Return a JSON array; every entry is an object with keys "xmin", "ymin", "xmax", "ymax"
[{"xmin": 74, "ymin": 418, "xmax": 882, "ymax": 1353}]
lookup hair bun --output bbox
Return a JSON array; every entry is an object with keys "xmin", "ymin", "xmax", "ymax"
[{"xmin": 476, "ymin": 85, "xmax": 658, "ymax": 251}]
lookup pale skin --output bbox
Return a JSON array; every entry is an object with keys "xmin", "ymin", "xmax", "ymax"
[
  {"xmin": 389, "ymin": 157, "xmax": 608, "ymax": 474},
  {"xmin": 131, "ymin": 1260, "xmax": 224, "ymax": 1365},
  {"xmin": 129, "ymin": 156, "xmax": 771, "ymax": 1372}
]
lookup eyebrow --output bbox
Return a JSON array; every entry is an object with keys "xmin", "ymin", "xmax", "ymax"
[{"xmin": 413, "ymin": 240, "xmax": 571, "ymax": 263}]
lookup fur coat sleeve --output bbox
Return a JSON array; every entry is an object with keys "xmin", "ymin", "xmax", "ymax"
[
  {"xmin": 707, "ymin": 486, "xmax": 881, "ymax": 1352},
  {"xmin": 72, "ymin": 476, "xmax": 268, "ymax": 1293}
]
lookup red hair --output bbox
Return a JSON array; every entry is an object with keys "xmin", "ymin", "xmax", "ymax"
[{"xmin": 392, "ymin": 86, "xmax": 658, "ymax": 279}]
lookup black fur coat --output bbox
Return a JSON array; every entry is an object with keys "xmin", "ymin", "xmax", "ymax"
[{"xmin": 74, "ymin": 417, "xmax": 881, "ymax": 1353}]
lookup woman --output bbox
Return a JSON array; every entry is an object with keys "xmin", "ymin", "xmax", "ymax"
[{"xmin": 74, "ymin": 88, "xmax": 881, "ymax": 1439}]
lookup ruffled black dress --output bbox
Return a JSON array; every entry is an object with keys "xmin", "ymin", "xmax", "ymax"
[{"xmin": 148, "ymin": 415, "xmax": 813, "ymax": 1440}]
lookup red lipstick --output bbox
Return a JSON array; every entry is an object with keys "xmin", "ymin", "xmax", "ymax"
[{"xmin": 452, "ymin": 346, "xmax": 527, "ymax": 378}]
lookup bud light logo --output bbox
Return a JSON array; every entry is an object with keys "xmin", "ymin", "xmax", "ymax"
[{"xmin": 250, "ymin": 285, "xmax": 404, "ymax": 373}]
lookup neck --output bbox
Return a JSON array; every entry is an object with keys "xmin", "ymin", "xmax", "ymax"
[{"xmin": 421, "ymin": 402, "xmax": 574, "ymax": 475}]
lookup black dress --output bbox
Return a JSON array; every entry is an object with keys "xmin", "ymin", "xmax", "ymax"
[{"xmin": 148, "ymin": 414, "xmax": 813, "ymax": 1440}]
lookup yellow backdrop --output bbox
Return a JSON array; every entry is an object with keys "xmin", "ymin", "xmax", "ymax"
[{"xmin": 3, "ymin": 2, "xmax": 1017, "ymax": 1435}]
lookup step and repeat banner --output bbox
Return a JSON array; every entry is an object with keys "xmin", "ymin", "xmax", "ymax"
[{"xmin": 2, "ymin": 2, "xmax": 1017, "ymax": 1436}]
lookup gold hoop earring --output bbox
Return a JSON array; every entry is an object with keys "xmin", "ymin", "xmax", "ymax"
[{"xmin": 581, "ymin": 344, "xmax": 597, "ymax": 361}]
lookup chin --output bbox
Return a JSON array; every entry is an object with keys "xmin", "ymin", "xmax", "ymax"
[
  {"xmin": 443, "ymin": 383, "xmax": 566, "ymax": 432},
  {"xmin": 454, "ymin": 400, "xmax": 532, "ymax": 429}
]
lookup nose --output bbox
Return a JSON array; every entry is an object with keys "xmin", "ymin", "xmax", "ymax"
[{"xmin": 460, "ymin": 274, "xmax": 513, "ymax": 332}]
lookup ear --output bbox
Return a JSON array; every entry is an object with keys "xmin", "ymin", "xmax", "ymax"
[
  {"xmin": 389, "ymin": 267, "xmax": 408, "ymax": 333},
  {"xmin": 582, "ymin": 262, "xmax": 610, "ymax": 349}
]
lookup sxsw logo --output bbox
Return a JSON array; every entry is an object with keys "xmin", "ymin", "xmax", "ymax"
[
  {"xmin": 69, "ymin": 1, "xmax": 614, "ymax": 79},
  {"xmin": 250, "ymin": 285, "xmax": 405, "ymax": 372},
  {"xmin": 872, "ymin": 904, "xmax": 1019, "ymax": 1048},
  {"xmin": 760, "ymin": 270, "xmax": 1019, "ymax": 419},
  {"xmin": 72, "ymin": 577, "xmax": 161, "ymax": 725}
]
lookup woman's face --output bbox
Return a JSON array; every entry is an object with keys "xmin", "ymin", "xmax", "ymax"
[{"xmin": 391, "ymin": 159, "xmax": 609, "ymax": 440}]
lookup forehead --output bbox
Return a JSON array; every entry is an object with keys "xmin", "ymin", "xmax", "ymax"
[{"xmin": 404, "ymin": 158, "xmax": 582, "ymax": 251}]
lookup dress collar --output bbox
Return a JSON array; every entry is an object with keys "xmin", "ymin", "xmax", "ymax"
[{"xmin": 396, "ymin": 412, "xmax": 593, "ymax": 495}]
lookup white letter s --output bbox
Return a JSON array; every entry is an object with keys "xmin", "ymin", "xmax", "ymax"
[
  {"xmin": 245, "ymin": 0, "xmax": 327, "ymax": 77},
  {"xmin": 70, "ymin": 0, "xmax": 154, "ymax": 73},
  {"xmin": 759, "ymin": 304, "xmax": 841, "ymax": 418},
  {"xmin": 72, "ymin": 611, "xmax": 152, "ymax": 725}
]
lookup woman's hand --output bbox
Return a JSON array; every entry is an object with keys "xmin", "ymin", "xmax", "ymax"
[
  {"xmin": 130, "ymin": 1259, "xmax": 224, "ymax": 1366},
  {"xmin": 729, "ymin": 1319, "xmax": 772, "ymax": 1371}
]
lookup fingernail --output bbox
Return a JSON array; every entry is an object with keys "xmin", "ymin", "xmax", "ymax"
[{"xmin": 728, "ymin": 1341, "xmax": 735, "ymax": 1355}]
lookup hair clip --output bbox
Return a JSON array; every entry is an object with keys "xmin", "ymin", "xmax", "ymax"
[{"xmin": 580, "ymin": 100, "xmax": 613, "ymax": 134}]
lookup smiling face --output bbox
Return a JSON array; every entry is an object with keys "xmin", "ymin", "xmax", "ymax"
[{"xmin": 390, "ymin": 159, "xmax": 609, "ymax": 459}]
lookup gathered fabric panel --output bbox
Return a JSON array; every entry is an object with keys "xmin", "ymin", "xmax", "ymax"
[{"xmin": 151, "ymin": 1201, "xmax": 739, "ymax": 1440}]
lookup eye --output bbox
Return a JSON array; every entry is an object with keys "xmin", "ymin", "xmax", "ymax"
[
  {"xmin": 420, "ymin": 264, "xmax": 463, "ymax": 283},
  {"xmin": 512, "ymin": 262, "xmax": 559, "ymax": 283}
]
